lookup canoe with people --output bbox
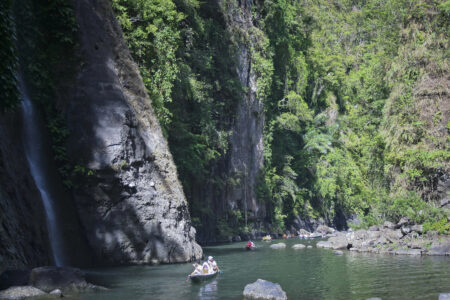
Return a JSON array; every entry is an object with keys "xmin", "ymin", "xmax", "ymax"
[
  {"xmin": 188, "ymin": 256, "xmax": 220, "ymax": 283},
  {"xmin": 246, "ymin": 240, "xmax": 256, "ymax": 251},
  {"xmin": 262, "ymin": 235, "xmax": 272, "ymax": 241}
]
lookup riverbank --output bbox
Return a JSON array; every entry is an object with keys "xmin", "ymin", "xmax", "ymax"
[{"xmin": 313, "ymin": 219, "xmax": 450, "ymax": 256}]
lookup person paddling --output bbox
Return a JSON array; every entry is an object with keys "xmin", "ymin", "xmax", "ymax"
[
  {"xmin": 247, "ymin": 240, "xmax": 255, "ymax": 248},
  {"xmin": 207, "ymin": 256, "xmax": 219, "ymax": 273}
]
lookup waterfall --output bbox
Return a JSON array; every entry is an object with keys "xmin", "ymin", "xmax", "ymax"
[{"xmin": 20, "ymin": 78, "xmax": 66, "ymax": 266}]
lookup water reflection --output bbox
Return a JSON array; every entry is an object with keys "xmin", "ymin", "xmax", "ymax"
[{"xmin": 198, "ymin": 279, "xmax": 218, "ymax": 300}]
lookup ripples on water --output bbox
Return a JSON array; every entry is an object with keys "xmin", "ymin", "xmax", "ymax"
[{"xmin": 76, "ymin": 239, "xmax": 450, "ymax": 300}]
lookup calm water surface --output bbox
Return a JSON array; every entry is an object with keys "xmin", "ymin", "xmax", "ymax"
[{"xmin": 76, "ymin": 239, "xmax": 450, "ymax": 300}]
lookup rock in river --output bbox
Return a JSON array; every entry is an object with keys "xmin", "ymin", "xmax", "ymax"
[
  {"xmin": 29, "ymin": 266, "xmax": 104, "ymax": 293},
  {"xmin": 270, "ymin": 243, "xmax": 287, "ymax": 249},
  {"xmin": 292, "ymin": 244, "xmax": 306, "ymax": 250},
  {"xmin": 243, "ymin": 279, "xmax": 287, "ymax": 300},
  {"xmin": 0, "ymin": 286, "xmax": 46, "ymax": 300}
]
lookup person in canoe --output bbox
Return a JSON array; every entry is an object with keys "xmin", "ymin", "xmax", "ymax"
[
  {"xmin": 207, "ymin": 256, "xmax": 219, "ymax": 273},
  {"xmin": 202, "ymin": 261, "xmax": 211, "ymax": 274},
  {"xmin": 190, "ymin": 263, "xmax": 203, "ymax": 276},
  {"xmin": 246, "ymin": 240, "xmax": 255, "ymax": 250}
]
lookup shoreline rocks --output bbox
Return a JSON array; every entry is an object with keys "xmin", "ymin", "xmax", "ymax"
[
  {"xmin": 243, "ymin": 279, "xmax": 287, "ymax": 300},
  {"xmin": 0, "ymin": 266, "xmax": 106, "ymax": 300},
  {"xmin": 0, "ymin": 286, "xmax": 46, "ymax": 300},
  {"xmin": 316, "ymin": 218, "xmax": 450, "ymax": 256}
]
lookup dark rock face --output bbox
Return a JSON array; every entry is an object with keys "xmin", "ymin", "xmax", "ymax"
[
  {"xmin": 0, "ymin": 286, "xmax": 46, "ymax": 300},
  {"xmin": 0, "ymin": 270, "xmax": 30, "ymax": 291},
  {"xmin": 221, "ymin": 0, "xmax": 266, "ymax": 220},
  {"xmin": 0, "ymin": 114, "xmax": 51, "ymax": 273},
  {"xmin": 56, "ymin": 0, "xmax": 202, "ymax": 264},
  {"xmin": 243, "ymin": 279, "xmax": 287, "ymax": 300}
]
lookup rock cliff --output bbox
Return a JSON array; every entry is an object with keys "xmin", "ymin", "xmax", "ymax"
[
  {"xmin": 0, "ymin": 112, "xmax": 51, "ymax": 273},
  {"xmin": 221, "ymin": 0, "xmax": 266, "ymax": 221},
  {"xmin": 54, "ymin": 0, "xmax": 202, "ymax": 264}
]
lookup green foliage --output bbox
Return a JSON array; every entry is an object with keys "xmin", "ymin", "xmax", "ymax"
[
  {"xmin": 112, "ymin": 0, "xmax": 448, "ymax": 234},
  {"xmin": 424, "ymin": 217, "xmax": 450, "ymax": 235},
  {"xmin": 14, "ymin": 0, "xmax": 80, "ymax": 189},
  {"xmin": 113, "ymin": 0, "xmax": 184, "ymax": 129}
]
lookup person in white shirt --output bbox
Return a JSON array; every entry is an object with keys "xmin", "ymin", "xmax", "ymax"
[
  {"xmin": 207, "ymin": 256, "xmax": 219, "ymax": 273},
  {"xmin": 190, "ymin": 263, "xmax": 202, "ymax": 276}
]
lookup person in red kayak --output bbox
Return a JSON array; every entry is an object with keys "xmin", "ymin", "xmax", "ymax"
[{"xmin": 247, "ymin": 240, "xmax": 255, "ymax": 248}]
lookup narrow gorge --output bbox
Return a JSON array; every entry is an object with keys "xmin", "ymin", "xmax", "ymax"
[{"xmin": 0, "ymin": 0, "xmax": 449, "ymax": 288}]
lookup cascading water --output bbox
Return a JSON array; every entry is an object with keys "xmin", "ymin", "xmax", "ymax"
[{"xmin": 20, "ymin": 78, "xmax": 66, "ymax": 266}]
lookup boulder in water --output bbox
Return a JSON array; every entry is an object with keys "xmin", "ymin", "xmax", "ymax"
[
  {"xmin": 315, "ymin": 225, "xmax": 335, "ymax": 234},
  {"xmin": 270, "ymin": 243, "xmax": 286, "ymax": 249},
  {"xmin": 427, "ymin": 240, "xmax": 450, "ymax": 256},
  {"xmin": 439, "ymin": 293, "xmax": 450, "ymax": 300},
  {"xmin": 328, "ymin": 234, "xmax": 349, "ymax": 250},
  {"xmin": 0, "ymin": 286, "xmax": 46, "ymax": 300},
  {"xmin": 49, "ymin": 289, "xmax": 63, "ymax": 297},
  {"xmin": 243, "ymin": 279, "xmax": 287, "ymax": 300},
  {"xmin": 333, "ymin": 250, "xmax": 344, "ymax": 255},
  {"xmin": 29, "ymin": 266, "xmax": 105, "ymax": 293},
  {"xmin": 292, "ymin": 244, "xmax": 306, "ymax": 250},
  {"xmin": 316, "ymin": 241, "xmax": 332, "ymax": 249}
]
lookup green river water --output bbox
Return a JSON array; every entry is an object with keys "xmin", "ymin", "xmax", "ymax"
[{"xmin": 75, "ymin": 239, "xmax": 450, "ymax": 300}]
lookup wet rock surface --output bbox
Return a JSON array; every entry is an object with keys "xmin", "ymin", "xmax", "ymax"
[
  {"xmin": 0, "ymin": 286, "xmax": 46, "ymax": 300},
  {"xmin": 243, "ymin": 279, "xmax": 287, "ymax": 300},
  {"xmin": 29, "ymin": 266, "xmax": 92, "ymax": 293}
]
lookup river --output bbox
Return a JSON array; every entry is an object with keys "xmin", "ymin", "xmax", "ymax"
[{"xmin": 76, "ymin": 239, "xmax": 450, "ymax": 300}]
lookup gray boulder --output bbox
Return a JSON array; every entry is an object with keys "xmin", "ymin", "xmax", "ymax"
[
  {"xmin": 328, "ymin": 235, "xmax": 348, "ymax": 250},
  {"xmin": 383, "ymin": 221, "xmax": 395, "ymax": 229},
  {"xmin": 307, "ymin": 245, "xmax": 313, "ymax": 249},
  {"xmin": 397, "ymin": 217, "xmax": 410, "ymax": 228},
  {"xmin": 315, "ymin": 225, "xmax": 335, "ymax": 234},
  {"xmin": 49, "ymin": 289, "xmax": 63, "ymax": 297},
  {"xmin": 439, "ymin": 293, "xmax": 450, "ymax": 300},
  {"xmin": 411, "ymin": 225, "xmax": 423, "ymax": 234},
  {"xmin": 427, "ymin": 240, "xmax": 450, "ymax": 256},
  {"xmin": 292, "ymin": 244, "xmax": 306, "ymax": 250},
  {"xmin": 0, "ymin": 286, "xmax": 46, "ymax": 300},
  {"xmin": 333, "ymin": 250, "xmax": 344, "ymax": 255},
  {"xmin": 316, "ymin": 241, "xmax": 332, "ymax": 249},
  {"xmin": 298, "ymin": 229, "xmax": 311, "ymax": 236},
  {"xmin": 29, "ymin": 266, "xmax": 104, "ymax": 293},
  {"xmin": 368, "ymin": 225, "xmax": 379, "ymax": 231},
  {"xmin": 243, "ymin": 279, "xmax": 287, "ymax": 300},
  {"xmin": 270, "ymin": 243, "xmax": 286, "ymax": 249},
  {"xmin": 401, "ymin": 226, "xmax": 411, "ymax": 235},
  {"xmin": 394, "ymin": 249, "xmax": 422, "ymax": 255}
]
